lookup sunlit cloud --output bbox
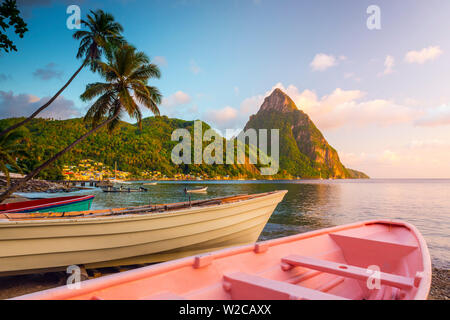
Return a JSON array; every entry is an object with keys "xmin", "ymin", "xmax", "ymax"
[
  {"xmin": 262, "ymin": 83, "xmax": 417, "ymax": 130},
  {"xmin": 161, "ymin": 91, "xmax": 191, "ymax": 108},
  {"xmin": 380, "ymin": 55, "xmax": 395, "ymax": 76},
  {"xmin": 202, "ymin": 82, "xmax": 437, "ymax": 131},
  {"xmin": 204, "ymin": 106, "xmax": 238, "ymax": 128},
  {"xmin": 415, "ymin": 104, "xmax": 450, "ymax": 127},
  {"xmin": 340, "ymin": 141, "xmax": 450, "ymax": 179},
  {"xmin": 0, "ymin": 90, "xmax": 79, "ymax": 119},
  {"xmin": 310, "ymin": 53, "xmax": 337, "ymax": 71},
  {"xmin": 405, "ymin": 46, "xmax": 443, "ymax": 64}
]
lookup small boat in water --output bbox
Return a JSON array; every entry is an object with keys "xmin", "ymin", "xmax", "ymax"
[
  {"xmin": 186, "ymin": 187, "xmax": 207, "ymax": 193},
  {"xmin": 108, "ymin": 179, "xmax": 131, "ymax": 185},
  {"xmin": 0, "ymin": 195, "xmax": 94, "ymax": 214},
  {"xmin": 0, "ymin": 191, "xmax": 287, "ymax": 276},
  {"xmin": 101, "ymin": 186, "xmax": 148, "ymax": 193},
  {"xmin": 143, "ymin": 182, "xmax": 157, "ymax": 186},
  {"xmin": 14, "ymin": 219, "xmax": 431, "ymax": 300}
]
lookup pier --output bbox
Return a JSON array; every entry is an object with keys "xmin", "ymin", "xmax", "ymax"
[{"xmin": 48, "ymin": 180, "xmax": 102, "ymax": 187}]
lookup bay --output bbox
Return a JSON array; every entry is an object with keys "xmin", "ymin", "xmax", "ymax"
[{"xmin": 21, "ymin": 179, "xmax": 450, "ymax": 269}]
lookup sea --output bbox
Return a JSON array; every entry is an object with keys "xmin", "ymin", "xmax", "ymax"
[{"xmin": 18, "ymin": 179, "xmax": 450, "ymax": 269}]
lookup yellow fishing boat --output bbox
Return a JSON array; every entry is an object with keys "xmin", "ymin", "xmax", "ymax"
[{"xmin": 0, "ymin": 191, "xmax": 287, "ymax": 276}]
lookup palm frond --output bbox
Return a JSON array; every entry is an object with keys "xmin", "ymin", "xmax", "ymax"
[
  {"xmin": 129, "ymin": 64, "xmax": 161, "ymax": 81},
  {"xmin": 80, "ymin": 82, "xmax": 112, "ymax": 102}
]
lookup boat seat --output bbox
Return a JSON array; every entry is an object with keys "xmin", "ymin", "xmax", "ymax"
[
  {"xmin": 223, "ymin": 272, "xmax": 348, "ymax": 300},
  {"xmin": 329, "ymin": 233, "xmax": 418, "ymax": 258},
  {"xmin": 281, "ymin": 255, "xmax": 414, "ymax": 289}
]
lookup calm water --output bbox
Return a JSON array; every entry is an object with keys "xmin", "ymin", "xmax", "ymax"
[{"xmin": 20, "ymin": 179, "xmax": 450, "ymax": 269}]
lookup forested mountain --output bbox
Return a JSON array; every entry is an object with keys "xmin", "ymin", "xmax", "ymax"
[
  {"xmin": 0, "ymin": 91, "xmax": 368, "ymax": 180},
  {"xmin": 244, "ymin": 89, "xmax": 369, "ymax": 179}
]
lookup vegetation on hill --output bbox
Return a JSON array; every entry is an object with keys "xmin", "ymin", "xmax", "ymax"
[{"xmin": 0, "ymin": 117, "xmax": 260, "ymax": 180}]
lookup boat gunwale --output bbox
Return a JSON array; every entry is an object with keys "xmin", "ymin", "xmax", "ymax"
[
  {"xmin": 0, "ymin": 191, "xmax": 288, "ymax": 226},
  {"xmin": 0, "ymin": 195, "xmax": 95, "ymax": 213},
  {"xmin": 13, "ymin": 218, "xmax": 432, "ymax": 300}
]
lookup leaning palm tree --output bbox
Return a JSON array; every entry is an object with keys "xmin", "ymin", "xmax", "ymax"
[
  {"xmin": 0, "ymin": 45, "xmax": 162, "ymax": 203},
  {"xmin": 0, "ymin": 9, "xmax": 125, "ymax": 138}
]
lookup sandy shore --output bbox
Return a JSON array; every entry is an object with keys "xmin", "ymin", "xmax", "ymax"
[
  {"xmin": 1, "ymin": 267, "xmax": 448, "ymax": 300},
  {"xmin": 428, "ymin": 268, "xmax": 449, "ymax": 300}
]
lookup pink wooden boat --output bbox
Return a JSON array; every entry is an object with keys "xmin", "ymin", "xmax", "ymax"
[{"xmin": 14, "ymin": 219, "xmax": 431, "ymax": 300}]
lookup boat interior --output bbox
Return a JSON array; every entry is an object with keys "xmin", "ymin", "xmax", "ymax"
[
  {"xmin": 0, "ymin": 191, "xmax": 279, "ymax": 221},
  {"xmin": 0, "ymin": 195, "xmax": 92, "ymax": 213},
  {"xmin": 29, "ymin": 221, "xmax": 427, "ymax": 300}
]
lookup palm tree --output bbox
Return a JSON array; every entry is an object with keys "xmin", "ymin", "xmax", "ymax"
[
  {"xmin": 0, "ymin": 45, "xmax": 162, "ymax": 203},
  {"xmin": 0, "ymin": 9, "xmax": 124, "ymax": 138},
  {"xmin": 0, "ymin": 126, "xmax": 29, "ymax": 188}
]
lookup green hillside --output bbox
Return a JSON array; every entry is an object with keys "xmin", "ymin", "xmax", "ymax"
[
  {"xmin": 0, "ymin": 116, "xmax": 260, "ymax": 180},
  {"xmin": 0, "ymin": 90, "xmax": 368, "ymax": 180}
]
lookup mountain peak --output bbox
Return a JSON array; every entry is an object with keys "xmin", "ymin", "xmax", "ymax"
[
  {"xmin": 259, "ymin": 88, "xmax": 298, "ymax": 113},
  {"xmin": 244, "ymin": 89, "xmax": 369, "ymax": 179}
]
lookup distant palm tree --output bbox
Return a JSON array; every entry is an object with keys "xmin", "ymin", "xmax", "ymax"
[
  {"xmin": 0, "ymin": 45, "xmax": 162, "ymax": 202},
  {"xmin": 0, "ymin": 127, "xmax": 29, "ymax": 188},
  {"xmin": 0, "ymin": 9, "xmax": 124, "ymax": 138}
]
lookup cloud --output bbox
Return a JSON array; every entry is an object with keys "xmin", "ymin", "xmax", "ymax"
[
  {"xmin": 230, "ymin": 83, "xmax": 421, "ymax": 131},
  {"xmin": 190, "ymin": 60, "xmax": 201, "ymax": 74},
  {"xmin": 161, "ymin": 91, "xmax": 191, "ymax": 108},
  {"xmin": 380, "ymin": 55, "xmax": 395, "ymax": 76},
  {"xmin": 310, "ymin": 53, "xmax": 337, "ymax": 71},
  {"xmin": 153, "ymin": 56, "xmax": 167, "ymax": 67},
  {"xmin": 415, "ymin": 104, "xmax": 450, "ymax": 127},
  {"xmin": 204, "ymin": 106, "xmax": 238, "ymax": 127},
  {"xmin": 405, "ymin": 46, "xmax": 443, "ymax": 64},
  {"xmin": 0, "ymin": 74, "xmax": 12, "ymax": 82},
  {"xmin": 340, "ymin": 140, "xmax": 450, "ymax": 178},
  {"xmin": 0, "ymin": 90, "xmax": 80, "ymax": 120},
  {"xmin": 265, "ymin": 83, "xmax": 419, "ymax": 130},
  {"xmin": 204, "ymin": 83, "xmax": 449, "ymax": 132},
  {"xmin": 344, "ymin": 73, "xmax": 361, "ymax": 82},
  {"xmin": 408, "ymin": 139, "xmax": 450, "ymax": 149},
  {"xmin": 160, "ymin": 91, "xmax": 194, "ymax": 119},
  {"xmin": 17, "ymin": 0, "xmax": 85, "ymax": 17},
  {"xmin": 33, "ymin": 63, "xmax": 63, "ymax": 80}
]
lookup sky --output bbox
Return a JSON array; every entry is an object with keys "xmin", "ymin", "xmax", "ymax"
[{"xmin": 0, "ymin": 0, "xmax": 449, "ymax": 178}]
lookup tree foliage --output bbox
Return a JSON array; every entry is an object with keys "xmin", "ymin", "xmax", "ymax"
[
  {"xmin": 0, "ymin": 0, "xmax": 27, "ymax": 53},
  {"xmin": 0, "ymin": 117, "xmax": 260, "ymax": 180}
]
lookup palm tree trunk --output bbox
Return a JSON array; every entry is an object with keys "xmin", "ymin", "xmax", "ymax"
[
  {"xmin": 0, "ymin": 113, "xmax": 119, "ymax": 203},
  {"xmin": 0, "ymin": 61, "xmax": 87, "ymax": 138}
]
